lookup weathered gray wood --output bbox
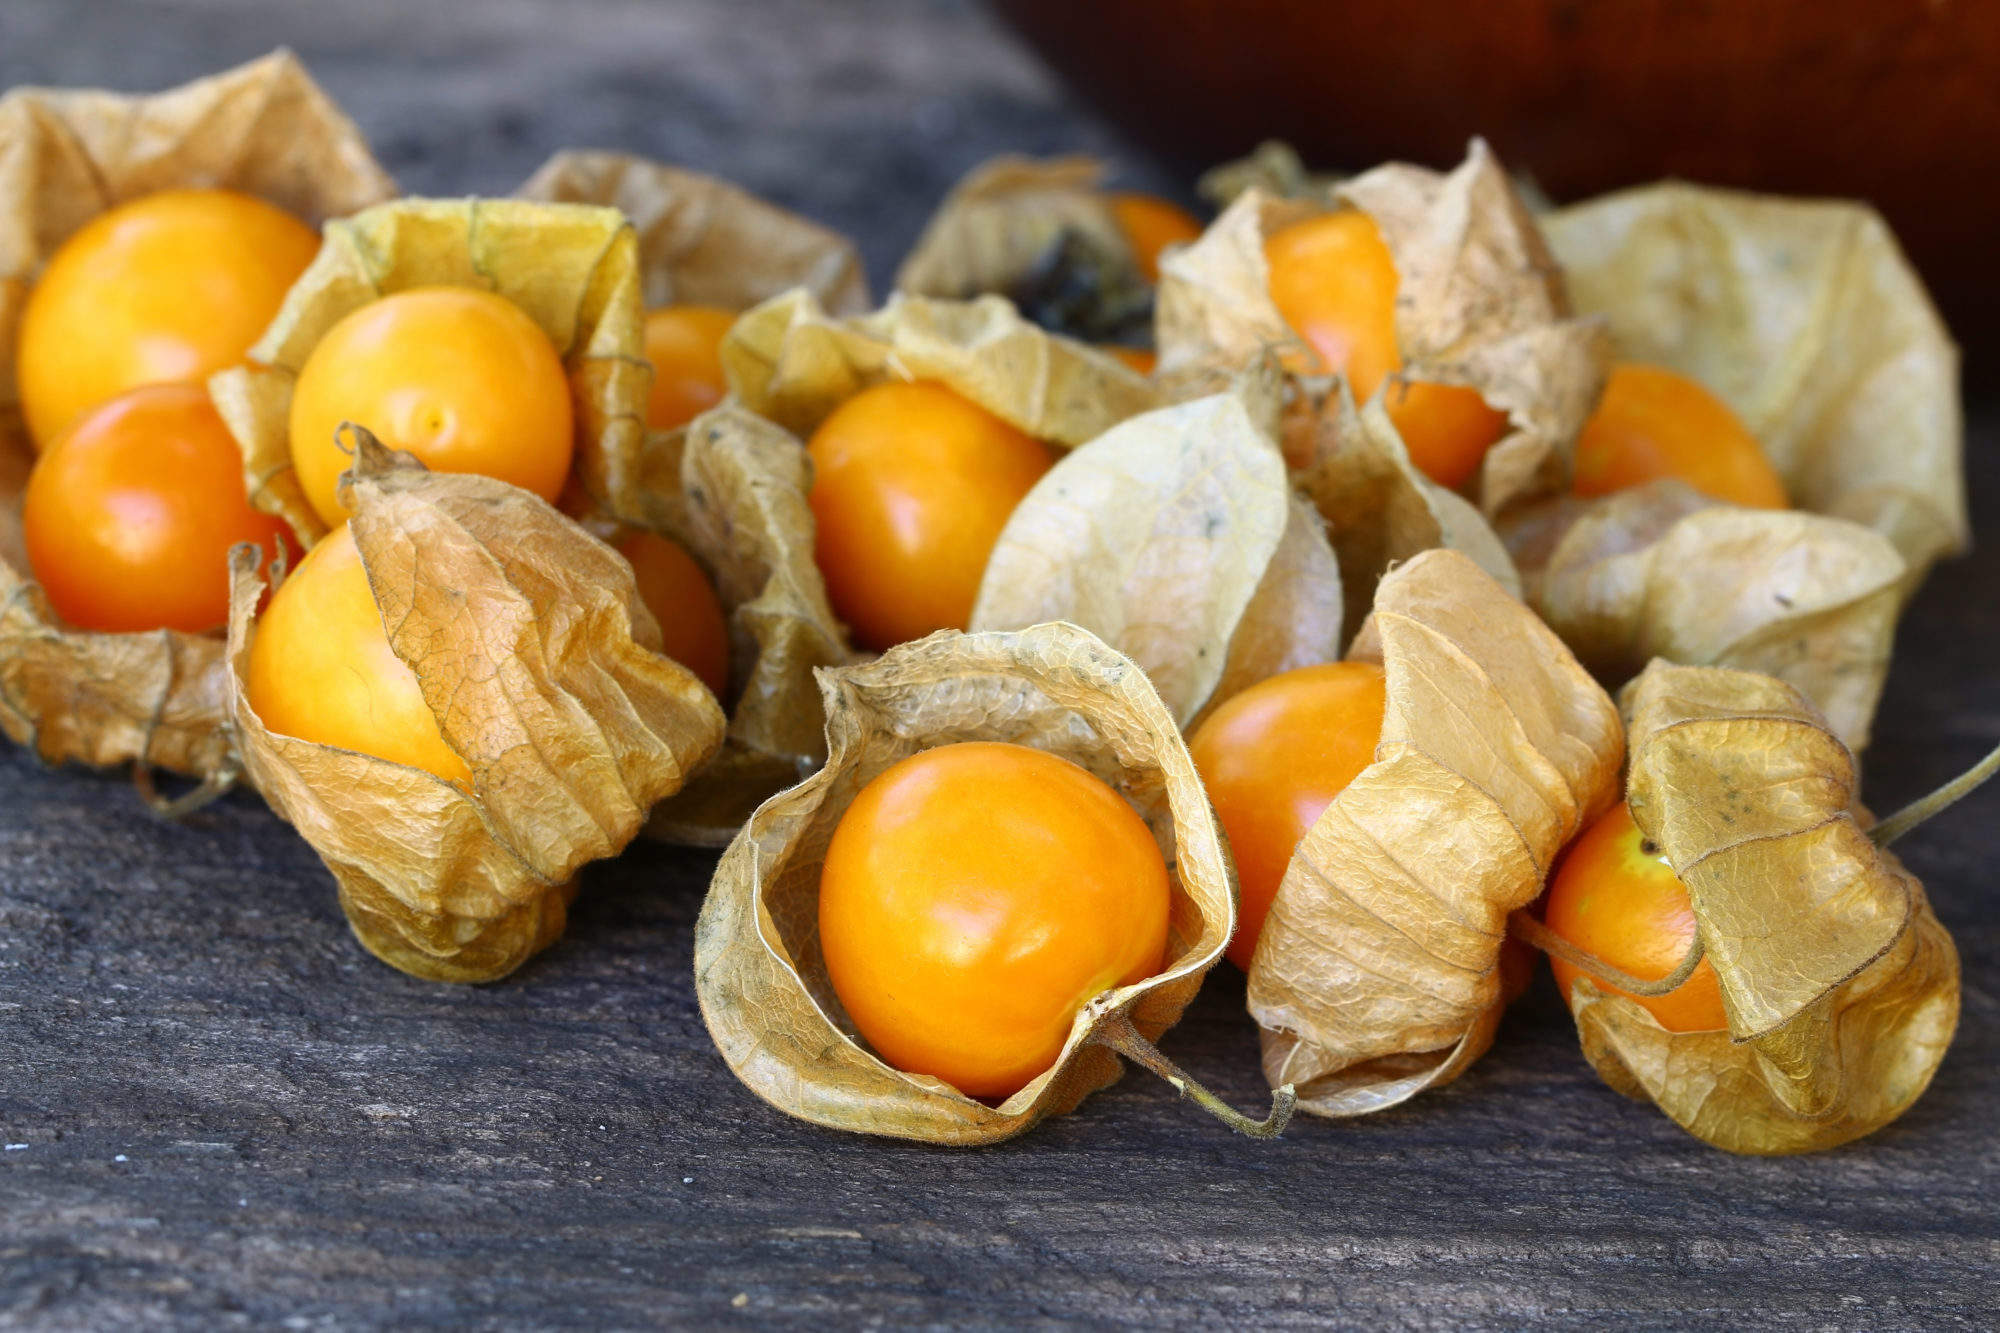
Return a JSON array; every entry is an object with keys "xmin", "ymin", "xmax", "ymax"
[{"xmin": 1, "ymin": 2, "xmax": 1995, "ymax": 1328}]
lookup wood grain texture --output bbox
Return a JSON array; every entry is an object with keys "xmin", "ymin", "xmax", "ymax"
[{"xmin": 1, "ymin": 2, "xmax": 1995, "ymax": 1327}]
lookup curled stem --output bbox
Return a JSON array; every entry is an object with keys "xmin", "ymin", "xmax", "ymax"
[
  {"xmin": 1870, "ymin": 739, "xmax": 2000, "ymax": 849},
  {"xmin": 1508, "ymin": 910, "xmax": 1706, "ymax": 997},
  {"xmin": 1088, "ymin": 1008, "xmax": 1295, "ymax": 1139},
  {"xmin": 132, "ymin": 762, "xmax": 238, "ymax": 821}
]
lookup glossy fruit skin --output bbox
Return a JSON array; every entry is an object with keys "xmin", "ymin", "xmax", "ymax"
[
  {"xmin": 643, "ymin": 304, "xmax": 736, "ymax": 431},
  {"xmin": 617, "ymin": 530, "xmax": 730, "ymax": 698},
  {"xmin": 289, "ymin": 287, "xmax": 575, "ymax": 528},
  {"xmin": 1264, "ymin": 211, "xmax": 1508, "ymax": 490},
  {"xmin": 1108, "ymin": 191, "xmax": 1201, "ymax": 283},
  {"xmin": 17, "ymin": 188, "xmax": 319, "ymax": 451},
  {"xmin": 1573, "ymin": 364, "xmax": 1788, "ymax": 509},
  {"xmin": 818, "ymin": 741, "xmax": 1171, "ymax": 1099},
  {"xmin": 1187, "ymin": 661, "xmax": 1387, "ymax": 969},
  {"xmin": 22, "ymin": 384, "xmax": 293, "ymax": 634},
  {"xmin": 806, "ymin": 381, "xmax": 1055, "ymax": 651},
  {"xmin": 1543, "ymin": 800, "xmax": 1727, "ymax": 1032},
  {"xmin": 245, "ymin": 523, "xmax": 472, "ymax": 788}
]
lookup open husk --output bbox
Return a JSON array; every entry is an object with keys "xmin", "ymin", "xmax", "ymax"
[
  {"xmin": 0, "ymin": 51, "xmax": 394, "ymax": 779},
  {"xmin": 226, "ymin": 435, "xmax": 725, "ymax": 983},
  {"xmin": 1564, "ymin": 662, "xmax": 1959, "ymax": 1154},
  {"xmin": 1543, "ymin": 183, "xmax": 1967, "ymax": 580},
  {"xmin": 1247, "ymin": 549, "xmax": 1624, "ymax": 1115},
  {"xmin": 211, "ymin": 196, "xmax": 647, "ymax": 549},
  {"xmin": 695, "ymin": 622, "xmax": 1254, "ymax": 1144},
  {"xmin": 1156, "ymin": 139, "xmax": 1609, "ymax": 519},
  {"xmin": 1503, "ymin": 483, "xmax": 1906, "ymax": 752}
]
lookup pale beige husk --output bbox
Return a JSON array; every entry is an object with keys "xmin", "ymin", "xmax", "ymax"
[
  {"xmin": 0, "ymin": 51, "xmax": 394, "ymax": 777},
  {"xmin": 1247, "ymin": 549, "xmax": 1624, "ymax": 1116},
  {"xmin": 1567, "ymin": 662, "xmax": 1959, "ymax": 1154},
  {"xmin": 694, "ymin": 621, "xmax": 1236, "ymax": 1144},
  {"xmin": 1544, "ymin": 183, "xmax": 1966, "ymax": 579},
  {"xmin": 894, "ymin": 154, "xmax": 1133, "ymax": 300},
  {"xmin": 1197, "ymin": 141, "xmax": 1342, "ymax": 209},
  {"xmin": 970, "ymin": 374, "xmax": 1342, "ymax": 727},
  {"xmin": 226, "ymin": 437, "xmax": 725, "ymax": 983},
  {"xmin": 211, "ymin": 196, "xmax": 647, "ymax": 549},
  {"xmin": 1156, "ymin": 139, "xmax": 1610, "ymax": 519},
  {"xmin": 1503, "ymin": 482, "xmax": 1906, "ymax": 752}
]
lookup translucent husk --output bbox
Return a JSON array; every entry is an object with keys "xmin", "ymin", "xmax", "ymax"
[
  {"xmin": 1156, "ymin": 138, "xmax": 1610, "ymax": 520},
  {"xmin": 0, "ymin": 51, "xmax": 394, "ymax": 779},
  {"xmin": 211, "ymin": 196, "xmax": 648, "ymax": 550},
  {"xmin": 695, "ymin": 622, "xmax": 1284, "ymax": 1144},
  {"xmin": 1246, "ymin": 549, "xmax": 1625, "ymax": 1116},
  {"xmin": 1543, "ymin": 183, "xmax": 1967, "ymax": 581},
  {"xmin": 225, "ymin": 435, "xmax": 725, "ymax": 983},
  {"xmin": 1563, "ymin": 662, "xmax": 1960, "ymax": 1154}
]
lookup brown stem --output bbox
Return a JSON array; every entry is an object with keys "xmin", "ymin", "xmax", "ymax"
[
  {"xmin": 1088, "ymin": 1008, "xmax": 1295, "ymax": 1139},
  {"xmin": 1869, "ymin": 739, "xmax": 2000, "ymax": 849},
  {"xmin": 1508, "ymin": 910, "xmax": 1706, "ymax": 997},
  {"xmin": 132, "ymin": 763, "xmax": 238, "ymax": 821}
]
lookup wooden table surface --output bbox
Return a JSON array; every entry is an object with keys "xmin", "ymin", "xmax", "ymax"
[{"xmin": 2, "ymin": 3, "xmax": 1995, "ymax": 1328}]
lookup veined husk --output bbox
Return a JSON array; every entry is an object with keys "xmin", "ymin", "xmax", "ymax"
[
  {"xmin": 1247, "ymin": 549, "xmax": 1624, "ymax": 1116},
  {"xmin": 1502, "ymin": 482, "xmax": 1906, "ymax": 752},
  {"xmin": 211, "ymin": 196, "xmax": 647, "ymax": 549},
  {"xmin": 1156, "ymin": 139, "xmax": 1609, "ymax": 519},
  {"xmin": 0, "ymin": 51, "xmax": 395, "ymax": 778},
  {"xmin": 1543, "ymin": 183, "xmax": 1966, "ymax": 580},
  {"xmin": 226, "ymin": 436, "xmax": 725, "ymax": 983},
  {"xmin": 695, "ymin": 622, "xmax": 1237, "ymax": 1144},
  {"xmin": 1567, "ymin": 662, "xmax": 1959, "ymax": 1154}
]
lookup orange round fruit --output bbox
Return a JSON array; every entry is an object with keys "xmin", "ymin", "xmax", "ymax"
[
  {"xmin": 245, "ymin": 523, "xmax": 472, "ymax": 788},
  {"xmin": 1264, "ymin": 210, "xmax": 1508, "ymax": 489},
  {"xmin": 616, "ymin": 530, "xmax": 730, "ymax": 698},
  {"xmin": 1573, "ymin": 364, "xmax": 1788, "ymax": 509},
  {"xmin": 818, "ymin": 741, "xmax": 1171, "ymax": 1099},
  {"xmin": 1543, "ymin": 801, "xmax": 1727, "ymax": 1033},
  {"xmin": 1108, "ymin": 191, "xmax": 1201, "ymax": 283},
  {"xmin": 1104, "ymin": 345, "xmax": 1157, "ymax": 375},
  {"xmin": 643, "ymin": 304, "xmax": 736, "ymax": 431},
  {"xmin": 806, "ymin": 381, "xmax": 1055, "ymax": 651},
  {"xmin": 1187, "ymin": 661, "xmax": 1387, "ymax": 969},
  {"xmin": 289, "ymin": 287, "xmax": 574, "ymax": 528},
  {"xmin": 16, "ymin": 188, "xmax": 319, "ymax": 450},
  {"xmin": 22, "ymin": 383, "xmax": 293, "ymax": 634}
]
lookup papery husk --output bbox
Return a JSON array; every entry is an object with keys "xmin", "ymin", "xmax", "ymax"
[
  {"xmin": 517, "ymin": 149, "xmax": 868, "ymax": 316},
  {"xmin": 723, "ymin": 288, "xmax": 1156, "ymax": 445},
  {"xmin": 1156, "ymin": 139, "xmax": 1609, "ymax": 519},
  {"xmin": 0, "ymin": 51, "xmax": 395, "ymax": 778},
  {"xmin": 694, "ymin": 621, "xmax": 1239, "ymax": 1144},
  {"xmin": 1503, "ymin": 482, "xmax": 1906, "ymax": 752},
  {"xmin": 893, "ymin": 155, "xmax": 1133, "ymax": 301},
  {"xmin": 1197, "ymin": 141, "xmax": 1342, "ymax": 209},
  {"xmin": 1544, "ymin": 184, "xmax": 1966, "ymax": 579},
  {"xmin": 212, "ymin": 196, "xmax": 647, "ymax": 549},
  {"xmin": 1247, "ymin": 549, "xmax": 1623, "ymax": 1115},
  {"xmin": 971, "ymin": 372, "xmax": 1342, "ymax": 727},
  {"xmin": 1566, "ymin": 662, "xmax": 1959, "ymax": 1154},
  {"xmin": 226, "ymin": 435, "xmax": 725, "ymax": 983}
]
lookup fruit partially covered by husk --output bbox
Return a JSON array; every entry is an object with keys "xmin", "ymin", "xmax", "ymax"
[
  {"xmin": 1156, "ymin": 139, "xmax": 1609, "ymax": 518},
  {"xmin": 696, "ymin": 622, "xmax": 1273, "ymax": 1144},
  {"xmin": 1247, "ymin": 549, "xmax": 1624, "ymax": 1115},
  {"xmin": 0, "ymin": 51, "xmax": 395, "ymax": 780},
  {"xmin": 1563, "ymin": 662, "xmax": 1959, "ymax": 1154},
  {"xmin": 211, "ymin": 196, "xmax": 647, "ymax": 549},
  {"xmin": 226, "ymin": 435, "xmax": 725, "ymax": 983}
]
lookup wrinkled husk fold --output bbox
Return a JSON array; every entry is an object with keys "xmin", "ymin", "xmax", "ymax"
[
  {"xmin": 1568, "ymin": 662, "xmax": 1959, "ymax": 1154},
  {"xmin": 0, "ymin": 51, "xmax": 395, "ymax": 777},
  {"xmin": 694, "ymin": 621, "xmax": 1236, "ymax": 1144},
  {"xmin": 894, "ymin": 155, "xmax": 1132, "ymax": 301}
]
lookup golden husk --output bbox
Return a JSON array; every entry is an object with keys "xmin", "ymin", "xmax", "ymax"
[
  {"xmin": 1567, "ymin": 662, "xmax": 1959, "ymax": 1154},
  {"xmin": 1247, "ymin": 549, "xmax": 1624, "ymax": 1115},
  {"xmin": 225, "ymin": 438, "xmax": 725, "ymax": 983},
  {"xmin": 694, "ymin": 621, "xmax": 1236, "ymax": 1144},
  {"xmin": 0, "ymin": 51, "xmax": 394, "ymax": 777},
  {"xmin": 893, "ymin": 154, "xmax": 1132, "ymax": 300}
]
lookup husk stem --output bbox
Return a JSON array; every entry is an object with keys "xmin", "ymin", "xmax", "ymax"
[
  {"xmin": 1509, "ymin": 911, "xmax": 1708, "ymax": 998},
  {"xmin": 1087, "ymin": 1008, "xmax": 1296, "ymax": 1139},
  {"xmin": 1870, "ymin": 740, "xmax": 2000, "ymax": 849},
  {"xmin": 132, "ymin": 762, "xmax": 239, "ymax": 821}
]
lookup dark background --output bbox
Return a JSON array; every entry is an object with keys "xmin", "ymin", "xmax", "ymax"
[{"xmin": 2, "ymin": 3, "xmax": 1995, "ymax": 1327}]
